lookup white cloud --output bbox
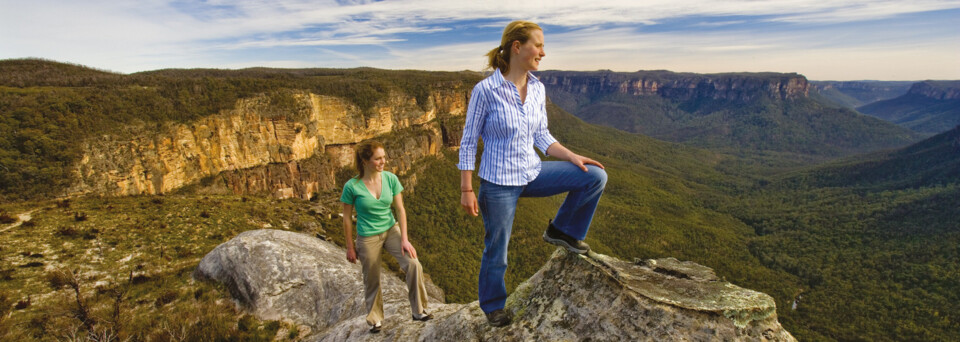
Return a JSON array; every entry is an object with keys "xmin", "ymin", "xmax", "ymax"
[
  {"xmin": 541, "ymin": 22, "xmax": 960, "ymax": 80},
  {"xmin": 1, "ymin": 0, "xmax": 958, "ymax": 79}
]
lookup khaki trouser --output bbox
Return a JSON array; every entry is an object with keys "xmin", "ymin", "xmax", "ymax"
[{"xmin": 356, "ymin": 224, "xmax": 428, "ymax": 326}]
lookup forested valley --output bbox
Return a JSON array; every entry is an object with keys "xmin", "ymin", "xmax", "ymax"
[{"xmin": 1, "ymin": 59, "xmax": 958, "ymax": 341}]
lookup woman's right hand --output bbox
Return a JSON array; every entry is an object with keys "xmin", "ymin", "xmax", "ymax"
[
  {"xmin": 346, "ymin": 248, "xmax": 357, "ymax": 264},
  {"xmin": 461, "ymin": 191, "xmax": 479, "ymax": 216}
]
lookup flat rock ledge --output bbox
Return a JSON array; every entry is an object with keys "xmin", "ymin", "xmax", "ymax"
[{"xmin": 195, "ymin": 229, "xmax": 795, "ymax": 341}]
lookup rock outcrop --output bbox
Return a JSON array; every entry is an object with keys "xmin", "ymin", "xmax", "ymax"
[
  {"xmin": 193, "ymin": 229, "xmax": 445, "ymax": 335},
  {"xmin": 539, "ymin": 70, "xmax": 810, "ymax": 102},
  {"xmin": 196, "ymin": 229, "xmax": 795, "ymax": 341},
  {"xmin": 69, "ymin": 88, "xmax": 468, "ymax": 199},
  {"xmin": 906, "ymin": 81, "xmax": 960, "ymax": 100},
  {"xmin": 856, "ymin": 81, "xmax": 960, "ymax": 134}
]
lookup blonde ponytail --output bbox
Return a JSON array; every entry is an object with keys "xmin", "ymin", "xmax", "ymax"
[{"xmin": 485, "ymin": 20, "xmax": 542, "ymax": 73}]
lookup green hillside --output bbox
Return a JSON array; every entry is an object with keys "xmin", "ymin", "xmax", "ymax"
[
  {"xmin": 779, "ymin": 126, "xmax": 960, "ymax": 190},
  {"xmin": 857, "ymin": 86, "xmax": 960, "ymax": 134},
  {"xmin": 810, "ymin": 81, "xmax": 913, "ymax": 108},
  {"xmin": 724, "ymin": 127, "xmax": 960, "ymax": 340}
]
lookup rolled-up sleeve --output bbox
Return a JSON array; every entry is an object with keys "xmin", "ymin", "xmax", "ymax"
[
  {"xmin": 458, "ymin": 85, "xmax": 488, "ymax": 170},
  {"xmin": 533, "ymin": 98, "xmax": 558, "ymax": 155}
]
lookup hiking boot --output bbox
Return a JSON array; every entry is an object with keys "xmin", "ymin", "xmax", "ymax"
[
  {"xmin": 369, "ymin": 322, "xmax": 381, "ymax": 333},
  {"xmin": 412, "ymin": 312, "xmax": 434, "ymax": 322},
  {"xmin": 485, "ymin": 309, "xmax": 512, "ymax": 327},
  {"xmin": 543, "ymin": 221, "xmax": 590, "ymax": 254}
]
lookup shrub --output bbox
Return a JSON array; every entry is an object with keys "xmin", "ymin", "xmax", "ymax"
[
  {"xmin": 0, "ymin": 212, "xmax": 15, "ymax": 224},
  {"xmin": 154, "ymin": 290, "xmax": 178, "ymax": 308},
  {"xmin": 81, "ymin": 228, "xmax": 99, "ymax": 240},
  {"xmin": 55, "ymin": 226, "xmax": 79, "ymax": 237},
  {"xmin": 130, "ymin": 274, "xmax": 151, "ymax": 285},
  {"xmin": 14, "ymin": 297, "xmax": 30, "ymax": 310},
  {"xmin": 0, "ymin": 292, "xmax": 11, "ymax": 317},
  {"xmin": 237, "ymin": 314, "xmax": 257, "ymax": 332}
]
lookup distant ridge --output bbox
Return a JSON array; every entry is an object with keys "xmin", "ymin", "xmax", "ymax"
[
  {"xmin": 857, "ymin": 81, "xmax": 960, "ymax": 134},
  {"xmin": 538, "ymin": 70, "xmax": 922, "ymax": 159},
  {"xmin": 0, "ymin": 58, "xmax": 121, "ymax": 87},
  {"xmin": 783, "ymin": 125, "xmax": 960, "ymax": 189},
  {"xmin": 809, "ymin": 80, "xmax": 913, "ymax": 108}
]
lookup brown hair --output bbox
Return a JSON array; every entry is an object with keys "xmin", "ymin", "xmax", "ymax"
[
  {"xmin": 485, "ymin": 20, "xmax": 542, "ymax": 73},
  {"xmin": 354, "ymin": 140, "xmax": 384, "ymax": 179}
]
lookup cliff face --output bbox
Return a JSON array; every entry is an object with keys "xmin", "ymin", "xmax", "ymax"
[
  {"xmin": 195, "ymin": 229, "xmax": 795, "ymax": 341},
  {"xmin": 68, "ymin": 88, "xmax": 468, "ymax": 199},
  {"xmin": 908, "ymin": 81, "xmax": 960, "ymax": 100},
  {"xmin": 856, "ymin": 81, "xmax": 960, "ymax": 134},
  {"xmin": 538, "ymin": 70, "xmax": 922, "ymax": 157},
  {"xmin": 539, "ymin": 71, "xmax": 810, "ymax": 102}
]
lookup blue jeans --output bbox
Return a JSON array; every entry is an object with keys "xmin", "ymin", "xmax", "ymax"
[{"xmin": 477, "ymin": 161, "xmax": 607, "ymax": 313}]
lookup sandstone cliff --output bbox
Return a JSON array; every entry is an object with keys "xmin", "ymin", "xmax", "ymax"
[
  {"xmin": 537, "ymin": 70, "xmax": 921, "ymax": 157},
  {"xmin": 68, "ymin": 88, "xmax": 468, "ymax": 199},
  {"xmin": 539, "ymin": 70, "xmax": 810, "ymax": 102},
  {"xmin": 195, "ymin": 229, "xmax": 795, "ymax": 341},
  {"xmin": 907, "ymin": 81, "xmax": 960, "ymax": 100},
  {"xmin": 855, "ymin": 81, "xmax": 960, "ymax": 134}
]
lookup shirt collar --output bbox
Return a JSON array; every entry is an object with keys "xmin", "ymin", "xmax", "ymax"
[{"xmin": 493, "ymin": 68, "xmax": 541, "ymax": 88}]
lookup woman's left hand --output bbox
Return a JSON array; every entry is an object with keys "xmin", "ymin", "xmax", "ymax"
[
  {"xmin": 569, "ymin": 154, "xmax": 605, "ymax": 172},
  {"xmin": 401, "ymin": 239, "xmax": 418, "ymax": 259}
]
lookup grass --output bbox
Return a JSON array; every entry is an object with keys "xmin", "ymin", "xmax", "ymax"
[{"xmin": 0, "ymin": 193, "xmax": 334, "ymax": 340}]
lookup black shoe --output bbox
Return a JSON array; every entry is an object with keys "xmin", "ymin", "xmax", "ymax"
[
  {"xmin": 485, "ymin": 309, "xmax": 512, "ymax": 327},
  {"xmin": 543, "ymin": 221, "xmax": 590, "ymax": 254},
  {"xmin": 412, "ymin": 312, "xmax": 433, "ymax": 322},
  {"xmin": 369, "ymin": 322, "xmax": 381, "ymax": 333}
]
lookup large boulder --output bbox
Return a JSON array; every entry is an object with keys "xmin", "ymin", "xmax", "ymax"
[
  {"xmin": 193, "ymin": 229, "xmax": 444, "ymax": 334},
  {"xmin": 196, "ymin": 229, "xmax": 795, "ymax": 341}
]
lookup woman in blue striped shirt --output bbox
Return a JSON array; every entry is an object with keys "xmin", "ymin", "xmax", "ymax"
[{"xmin": 457, "ymin": 20, "xmax": 608, "ymax": 327}]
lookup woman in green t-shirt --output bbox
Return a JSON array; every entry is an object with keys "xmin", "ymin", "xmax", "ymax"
[{"xmin": 340, "ymin": 140, "xmax": 432, "ymax": 333}]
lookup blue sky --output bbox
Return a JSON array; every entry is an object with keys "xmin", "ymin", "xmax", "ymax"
[{"xmin": 2, "ymin": 0, "xmax": 958, "ymax": 80}]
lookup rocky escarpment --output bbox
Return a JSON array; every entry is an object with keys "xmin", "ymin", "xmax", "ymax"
[
  {"xmin": 856, "ymin": 81, "xmax": 960, "ymax": 134},
  {"xmin": 538, "ymin": 70, "xmax": 921, "ymax": 157},
  {"xmin": 195, "ymin": 229, "xmax": 795, "ymax": 341},
  {"xmin": 68, "ymin": 87, "xmax": 468, "ymax": 199},
  {"xmin": 906, "ymin": 81, "xmax": 960, "ymax": 100},
  {"xmin": 539, "ymin": 70, "xmax": 809, "ymax": 102}
]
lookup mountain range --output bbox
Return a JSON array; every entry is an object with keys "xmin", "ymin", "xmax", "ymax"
[
  {"xmin": 537, "ymin": 70, "xmax": 923, "ymax": 162},
  {"xmin": 857, "ymin": 81, "xmax": 960, "ymax": 134},
  {"xmin": 810, "ymin": 80, "xmax": 914, "ymax": 108},
  {"xmin": 1, "ymin": 59, "xmax": 958, "ymax": 341}
]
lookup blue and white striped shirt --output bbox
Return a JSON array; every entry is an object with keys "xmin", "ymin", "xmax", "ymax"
[{"xmin": 457, "ymin": 70, "xmax": 558, "ymax": 186}]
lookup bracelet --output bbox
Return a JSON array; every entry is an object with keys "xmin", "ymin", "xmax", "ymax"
[{"xmin": 461, "ymin": 189, "xmax": 473, "ymax": 192}]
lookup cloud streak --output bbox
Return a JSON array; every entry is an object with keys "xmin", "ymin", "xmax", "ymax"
[{"xmin": 1, "ymin": 0, "xmax": 958, "ymax": 79}]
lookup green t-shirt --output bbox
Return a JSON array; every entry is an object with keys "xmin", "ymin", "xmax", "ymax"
[{"xmin": 339, "ymin": 171, "xmax": 404, "ymax": 237}]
